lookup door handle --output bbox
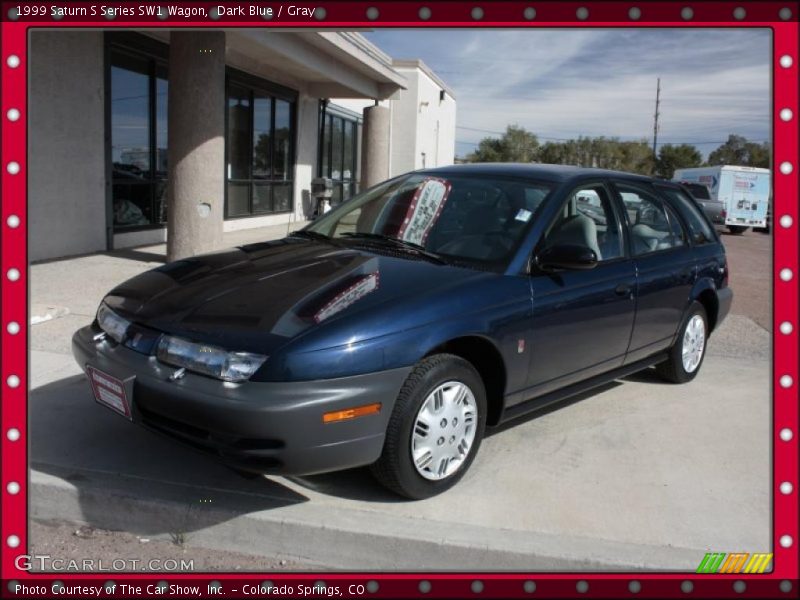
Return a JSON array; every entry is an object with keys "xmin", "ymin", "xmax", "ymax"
[{"xmin": 615, "ymin": 284, "xmax": 632, "ymax": 296}]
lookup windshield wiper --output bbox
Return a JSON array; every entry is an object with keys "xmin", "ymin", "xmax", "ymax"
[
  {"xmin": 340, "ymin": 232, "xmax": 447, "ymax": 265},
  {"xmin": 289, "ymin": 230, "xmax": 340, "ymax": 245}
]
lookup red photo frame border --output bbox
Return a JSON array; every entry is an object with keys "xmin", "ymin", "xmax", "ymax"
[{"xmin": 1, "ymin": 2, "xmax": 797, "ymax": 598}]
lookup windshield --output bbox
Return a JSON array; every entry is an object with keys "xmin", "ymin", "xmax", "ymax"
[{"xmin": 306, "ymin": 173, "xmax": 554, "ymax": 266}]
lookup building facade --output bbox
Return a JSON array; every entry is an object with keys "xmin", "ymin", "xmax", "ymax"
[
  {"xmin": 28, "ymin": 29, "xmax": 456, "ymax": 262},
  {"xmin": 332, "ymin": 59, "xmax": 457, "ymax": 179}
]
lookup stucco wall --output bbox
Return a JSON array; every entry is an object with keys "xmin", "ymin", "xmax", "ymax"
[
  {"xmin": 29, "ymin": 31, "xmax": 106, "ymax": 262},
  {"xmin": 410, "ymin": 68, "xmax": 456, "ymax": 172},
  {"xmin": 388, "ymin": 74, "xmax": 419, "ymax": 177}
]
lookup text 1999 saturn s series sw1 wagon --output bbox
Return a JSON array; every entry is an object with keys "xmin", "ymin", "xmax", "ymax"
[{"xmin": 73, "ymin": 164, "xmax": 732, "ymax": 499}]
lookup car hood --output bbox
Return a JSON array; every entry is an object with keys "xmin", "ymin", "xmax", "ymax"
[{"xmin": 103, "ymin": 238, "xmax": 487, "ymax": 354}]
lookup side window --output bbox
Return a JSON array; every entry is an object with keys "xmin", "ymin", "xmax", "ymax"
[
  {"xmin": 543, "ymin": 185, "xmax": 623, "ymax": 262},
  {"xmin": 658, "ymin": 186, "xmax": 716, "ymax": 245},
  {"xmin": 616, "ymin": 184, "xmax": 685, "ymax": 256}
]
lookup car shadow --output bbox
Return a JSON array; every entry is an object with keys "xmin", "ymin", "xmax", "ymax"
[
  {"xmin": 108, "ymin": 248, "xmax": 167, "ymax": 264},
  {"xmin": 291, "ymin": 379, "xmax": 634, "ymax": 502},
  {"xmin": 30, "ymin": 369, "xmax": 667, "ymax": 510},
  {"xmin": 286, "ymin": 468, "xmax": 405, "ymax": 503},
  {"xmin": 486, "ymin": 381, "xmax": 622, "ymax": 437},
  {"xmin": 30, "ymin": 375, "xmax": 309, "ymax": 538},
  {"xmin": 620, "ymin": 366, "xmax": 673, "ymax": 385}
]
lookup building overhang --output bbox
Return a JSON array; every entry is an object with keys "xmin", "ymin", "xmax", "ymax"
[
  {"xmin": 392, "ymin": 58, "xmax": 456, "ymax": 100},
  {"xmin": 142, "ymin": 29, "xmax": 407, "ymax": 100}
]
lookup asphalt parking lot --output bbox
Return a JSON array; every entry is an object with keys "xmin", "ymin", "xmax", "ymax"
[{"xmin": 27, "ymin": 227, "xmax": 771, "ymax": 571}]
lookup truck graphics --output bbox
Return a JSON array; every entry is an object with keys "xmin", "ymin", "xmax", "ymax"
[{"xmin": 673, "ymin": 165, "xmax": 770, "ymax": 231}]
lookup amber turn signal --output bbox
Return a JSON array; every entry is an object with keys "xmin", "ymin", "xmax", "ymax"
[{"xmin": 323, "ymin": 402, "xmax": 381, "ymax": 423}]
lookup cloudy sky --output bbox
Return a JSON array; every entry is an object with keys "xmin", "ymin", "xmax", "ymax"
[{"xmin": 365, "ymin": 29, "xmax": 772, "ymax": 158}]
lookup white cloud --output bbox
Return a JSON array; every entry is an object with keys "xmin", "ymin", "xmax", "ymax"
[{"xmin": 366, "ymin": 28, "xmax": 771, "ymax": 155}]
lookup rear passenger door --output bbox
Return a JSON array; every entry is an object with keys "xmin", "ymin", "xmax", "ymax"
[
  {"xmin": 611, "ymin": 181, "xmax": 696, "ymax": 364},
  {"xmin": 657, "ymin": 184, "xmax": 728, "ymax": 300}
]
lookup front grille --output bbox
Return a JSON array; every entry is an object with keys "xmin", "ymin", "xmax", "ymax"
[
  {"xmin": 138, "ymin": 405, "xmax": 209, "ymax": 441},
  {"xmin": 137, "ymin": 406, "xmax": 284, "ymax": 455}
]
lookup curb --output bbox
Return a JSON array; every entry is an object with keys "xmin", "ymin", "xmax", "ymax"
[{"xmin": 30, "ymin": 467, "xmax": 702, "ymax": 572}]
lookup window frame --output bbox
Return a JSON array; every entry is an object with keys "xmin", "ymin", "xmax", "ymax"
[
  {"xmin": 537, "ymin": 180, "xmax": 629, "ymax": 265},
  {"xmin": 224, "ymin": 68, "xmax": 299, "ymax": 220},
  {"xmin": 609, "ymin": 180, "xmax": 690, "ymax": 258},
  {"xmin": 105, "ymin": 33, "xmax": 170, "ymax": 235},
  {"xmin": 318, "ymin": 104, "xmax": 361, "ymax": 204}
]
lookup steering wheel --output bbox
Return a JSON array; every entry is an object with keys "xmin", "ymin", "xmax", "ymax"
[{"xmin": 437, "ymin": 230, "xmax": 512, "ymax": 260}]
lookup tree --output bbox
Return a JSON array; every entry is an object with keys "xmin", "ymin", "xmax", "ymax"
[
  {"xmin": 655, "ymin": 144, "xmax": 703, "ymax": 179},
  {"xmin": 535, "ymin": 136, "xmax": 653, "ymax": 174},
  {"xmin": 707, "ymin": 134, "xmax": 770, "ymax": 168},
  {"xmin": 467, "ymin": 125, "xmax": 540, "ymax": 163},
  {"xmin": 616, "ymin": 140, "xmax": 655, "ymax": 175}
]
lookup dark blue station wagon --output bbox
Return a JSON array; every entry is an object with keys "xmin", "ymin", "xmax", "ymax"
[{"xmin": 73, "ymin": 164, "xmax": 733, "ymax": 499}]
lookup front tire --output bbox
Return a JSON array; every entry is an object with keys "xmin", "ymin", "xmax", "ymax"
[
  {"xmin": 655, "ymin": 302, "xmax": 708, "ymax": 383},
  {"xmin": 371, "ymin": 354, "xmax": 487, "ymax": 499}
]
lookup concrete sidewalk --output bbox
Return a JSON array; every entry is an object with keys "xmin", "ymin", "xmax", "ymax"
[{"xmin": 27, "ymin": 224, "xmax": 771, "ymax": 571}]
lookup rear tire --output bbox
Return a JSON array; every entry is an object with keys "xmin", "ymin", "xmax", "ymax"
[
  {"xmin": 655, "ymin": 302, "xmax": 708, "ymax": 384},
  {"xmin": 371, "ymin": 354, "xmax": 487, "ymax": 499},
  {"xmin": 727, "ymin": 225, "xmax": 748, "ymax": 235}
]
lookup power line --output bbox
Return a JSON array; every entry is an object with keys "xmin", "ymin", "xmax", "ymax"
[{"xmin": 455, "ymin": 127, "xmax": 769, "ymax": 146}]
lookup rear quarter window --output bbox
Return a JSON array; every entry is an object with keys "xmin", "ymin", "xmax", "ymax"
[
  {"xmin": 616, "ymin": 184, "xmax": 686, "ymax": 256},
  {"xmin": 658, "ymin": 186, "xmax": 716, "ymax": 245}
]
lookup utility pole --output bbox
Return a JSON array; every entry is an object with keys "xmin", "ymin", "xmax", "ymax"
[{"xmin": 652, "ymin": 77, "xmax": 661, "ymax": 173}]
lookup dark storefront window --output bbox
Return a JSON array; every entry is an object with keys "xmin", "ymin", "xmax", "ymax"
[
  {"xmin": 108, "ymin": 37, "xmax": 298, "ymax": 230},
  {"xmin": 320, "ymin": 110, "xmax": 359, "ymax": 205},
  {"xmin": 225, "ymin": 72, "xmax": 296, "ymax": 218},
  {"xmin": 110, "ymin": 44, "xmax": 168, "ymax": 231}
]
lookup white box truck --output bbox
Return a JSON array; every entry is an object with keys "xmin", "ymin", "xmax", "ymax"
[{"xmin": 672, "ymin": 165, "xmax": 771, "ymax": 234}]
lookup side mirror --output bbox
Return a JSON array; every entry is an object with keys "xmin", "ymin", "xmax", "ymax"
[{"xmin": 535, "ymin": 244, "xmax": 598, "ymax": 271}]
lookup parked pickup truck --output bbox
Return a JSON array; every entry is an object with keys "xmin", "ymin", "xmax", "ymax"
[{"xmin": 678, "ymin": 182, "xmax": 726, "ymax": 228}]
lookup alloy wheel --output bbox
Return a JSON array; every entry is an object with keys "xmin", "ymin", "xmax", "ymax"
[
  {"xmin": 681, "ymin": 315, "xmax": 706, "ymax": 373},
  {"xmin": 411, "ymin": 381, "xmax": 477, "ymax": 481}
]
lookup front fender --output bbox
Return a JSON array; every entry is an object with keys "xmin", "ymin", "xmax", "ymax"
[{"xmin": 255, "ymin": 298, "xmax": 530, "ymax": 382}]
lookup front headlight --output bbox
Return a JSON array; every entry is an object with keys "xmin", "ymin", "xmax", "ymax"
[
  {"xmin": 96, "ymin": 304, "xmax": 131, "ymax": 344},
  {"xmin": 156, "ymin": 335, "xmax": 267, "ymax": 383}
]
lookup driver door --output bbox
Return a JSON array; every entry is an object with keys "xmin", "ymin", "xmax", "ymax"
[{"xmin": 523, "ymin": 182, "xmax": 636, "ymax": 396}]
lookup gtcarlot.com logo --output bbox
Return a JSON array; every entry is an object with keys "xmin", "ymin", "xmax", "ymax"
[
  {"xmin": 696, "ymin": 552, "xmax": 773, "ymax": 574},
  {"xmin": 15, "ymin": 554, "xmax": 194, "ymax": 571}
]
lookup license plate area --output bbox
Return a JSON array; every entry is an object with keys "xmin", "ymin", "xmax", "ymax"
[{"xmin": 86, "ymin": 365, "xmax": 134, "ymax": 420}]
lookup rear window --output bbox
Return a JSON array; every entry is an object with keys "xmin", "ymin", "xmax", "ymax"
[{"xmin": 680, "ymin": 182, "xmax": 711, "ymax": 200}]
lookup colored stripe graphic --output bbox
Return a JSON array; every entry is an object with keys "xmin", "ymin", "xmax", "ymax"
[
  {"xmin": 697, "ymin": 553, "xmax": 726, "ymax": 573},
  {"xmin": 743, "ymin": 553, "xmax": 773, "ymax": 574},
  {"xmin": 696, "ymin": 552, "xmax": 773, "ymax": 574},
  {"xmin": 720, "ymin": 553, "xmax": 749, "ymax": 573}
]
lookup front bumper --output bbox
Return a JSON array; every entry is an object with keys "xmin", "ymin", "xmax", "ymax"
[{"xmin": 72, "ymin": 325, "xmax": 411, "ymax": 475}]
